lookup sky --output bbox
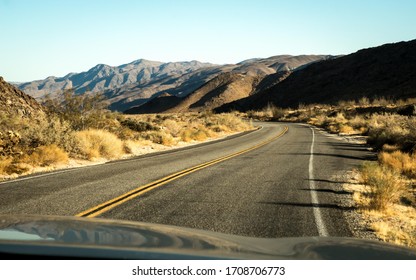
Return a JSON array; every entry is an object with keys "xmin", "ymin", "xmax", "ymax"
[{"xmin": 1, "ymin": 0, "xmax": 415, "ymax": 82}]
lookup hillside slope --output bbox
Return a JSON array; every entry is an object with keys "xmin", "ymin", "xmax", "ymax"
[
  {"xmin": 0, "ymin": 76, "xmax": 45, "ymax": 118},
  {"xmin": 218, "ymin": 40, "xmax": 416, "ymax": 111}
]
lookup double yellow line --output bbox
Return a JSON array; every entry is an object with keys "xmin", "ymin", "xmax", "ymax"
[{"xmin": 76, "ymin": 126, "xmax": 288, "ymax": 218}]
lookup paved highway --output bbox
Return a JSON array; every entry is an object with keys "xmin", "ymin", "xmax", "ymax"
[{"xmin": 0, "ymin": 122, "xmax": 373, "ymax": 238}]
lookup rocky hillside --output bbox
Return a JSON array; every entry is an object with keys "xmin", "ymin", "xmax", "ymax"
[
  {"xmin": 19, "ymin": 55, "xmax": 330, "ymax": 112},
  {"xmin": 0, "ymin": 76, "xmax": 45, "ymax": 118},
  {"xmin": 124, "ymin": 55, "xmax": 331, "ymax": 113},
  {"xmin": 218, "ymin": 40, "xmax": 416, "ymax": 112}
]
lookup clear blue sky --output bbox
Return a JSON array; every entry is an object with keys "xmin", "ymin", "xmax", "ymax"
[{"xmin": 1, "ymin": 0, "xmax": 415, "ymax": 82}]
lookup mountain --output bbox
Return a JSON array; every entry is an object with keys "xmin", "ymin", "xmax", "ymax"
[
  {"xmin": 124, "ymin": 55, "xmax": 331, "ymax": 113},
  {"xmin": 217, "ymin": 40, "xmax": 416, "ymax": 112},
  {"xmin": 18, "ymin": 59, "xmax": 214, "ymax": 110},
  {"xmin": 0, "ymin": 76, "xmax": 45, "ymax": 118},
  {"xmin": 18, "ymin": 55, "xmax": 330, "ymax": 112}
]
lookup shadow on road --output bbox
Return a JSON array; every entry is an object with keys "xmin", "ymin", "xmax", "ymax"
[
  {"xmin": 299, "ymin": 187, "xmax": 352, "ymax": 195},
  {"xmin": 273, "ymin": 152, "xmax": 375, "ymax": 161},
  {"xmin": 258, "ymin": 201, "xmax": 355, "ymax": 211}
]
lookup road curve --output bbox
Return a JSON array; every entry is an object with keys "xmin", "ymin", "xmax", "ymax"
[{"xmin": 0, "ymin": 122, "xmax": 374, "ymax": 238}]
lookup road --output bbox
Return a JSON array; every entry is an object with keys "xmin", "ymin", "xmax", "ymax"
[{"xmin": 0, "ymin": 122, "xmax": 374, "ymax": 238}]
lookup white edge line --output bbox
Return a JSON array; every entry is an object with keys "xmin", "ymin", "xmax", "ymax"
[
  {"xmin": 309, "ymin": 127, "xmax": 329, "ymax": 237},
  {"xmin": 0, "ymin": 169, "xmax": 71, "ymax": 185}
]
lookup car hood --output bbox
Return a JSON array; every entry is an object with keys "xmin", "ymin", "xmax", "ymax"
[{"xmin": 0, "ymin": 215, "xmax": 415, "ymax": 259}]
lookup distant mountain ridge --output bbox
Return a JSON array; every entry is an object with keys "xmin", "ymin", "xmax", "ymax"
[
  {"xmin": 19, "ymin": 59, "xmax": 214, "ymax": 98},
  {"xmin": 18, "ymin": 55, "xmax": 331, "ymax": 112}
]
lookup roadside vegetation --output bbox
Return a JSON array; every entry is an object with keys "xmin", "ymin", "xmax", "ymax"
[
  {"xmin": 246, "ymin": 97, "xmax": 416, "ymax": 247},
  {"xmin": 0, "ymin": 90, "xmax": 253, "ymax": 179}
]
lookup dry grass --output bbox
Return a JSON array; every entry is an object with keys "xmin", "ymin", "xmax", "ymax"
[
  {"xmin": 21, "ymin": 144, "xmax": 69, "ymax": 167},
  {"xmin": 145, "ymin": 131, "xmax": 177, "ymax": 146},
  {"xmin": 345, "ymin": 170, "xmax": 416, "ymax": 248},
  {"xmin": 379, "ymin": 151, "xmax": 416, "ymax": 179},
  {"xmin": 0, "ymin": 157, "xmax": 13, "ymax": 175},
  {"xmin": 74, "ymin": 129, "xmax": 124, "ymax": 160},
  {"xmin": 360, "ymin": 162, "xmax": 408, "ymax": 211}
]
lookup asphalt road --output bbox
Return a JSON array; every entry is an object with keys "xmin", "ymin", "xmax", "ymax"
[{"xmin": 0, "ymin": 122, "xmax": 374, "ymax": 238}]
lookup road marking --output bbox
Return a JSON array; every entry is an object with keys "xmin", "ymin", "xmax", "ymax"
[
  {"xmin": 1, "ymin": 128, "xmax": 263, "ymax": 186},
  {"xmin": 0, "ymin": 170, "xmax": 71, "ymax": 185},
  {"xmin": 76, "ymin": 126, "xmax": 289, "ymax": 218},
  {"xmin": 309, "ymin": 127, "xmax": 329, "ymax": 237}
]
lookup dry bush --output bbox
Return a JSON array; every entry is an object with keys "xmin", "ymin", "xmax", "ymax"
[
  {"xmin": 246, "ymin": 110, "xmax": 269, "ymax": 120},
  {"xmin": 74, "ymin": 129, "xmax": 124, "ymax": 159},
  {"xmin": 347, "ymin": 115, "xmax": 368, "ymax": 131},
  {"xmin": 338, "ymin": 124, "xmax": 355, "ymax": 134},
  {"xmin": 162, "ymin": 119, "xmax": 183, "ymax": 137},
  {"xmin": 371, "ymin": 97, "xmax": 391, "ymax": 106},
  {"xmin": 145, "ymin": 131, "xmax": 176, "ymax": 146},
  {"xmin": 212, "ymin": 113, "xmax": 252, "ymax": 132},
  {"xmin": 358, "ymin": 97, "xmax": 370, "ymax": 106},
  {"xmin": 360, "ymin": 162, "xmax": 408, "ymax": 211},
  {"xmin": 192, "ymin": 126, "xmax": 211, "ymax": 141},
  {"xmin": 379, "ymin": 151, "xmax": 416, "ymax": 179},
  {"xmin": 367, "ymin": 114, "xmax": 410, "ymax": 150},
  {"xmin": 19, "ymin": 116, "xmax": 76, "ymax": 152},
  {"xmin": 209, "ymin": 124, "xmax": 230, "ymax": 133},
  {"xmin": 120, "ymin": 118, "xmax": 159, "ymax": 133},
  {"xmin": 44, "ymin": 90, "xmax": 115, "ymax": 131},
  {"xmin": 0, "ymin": 157, "xmax": 13, "ymax": 175},
  {"xmin": 267, "ymin": 105, "xmax": 286, "ymax": 120},
  {"xmin": 180, "ymin": 129, "xmax": 194, "ymax": 142},
  {"xmin": 22, "ymin": 144, "xmax": 69, "ymax": 167}
]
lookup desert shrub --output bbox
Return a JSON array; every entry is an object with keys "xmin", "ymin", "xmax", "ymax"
[
  {"xmin": 192, "ymin": 127, "xmax": 210, "ymax": 141},
  {"xmin": 22, "ymin": 144, "xmax": 69, "ymax": 167},
  {"xmin": 367, "ymin": 114, "xmax": 411, "ymax": 150},
  {"xmin": 338, "ymin": 100, "xmax": 356, "ymax": 107},
  {"xmin": 209, "ymin": 124, "xmax": 230, "ymax": 133},
  {"xmin": 43, "ymin": 90, "xmax": 115, "ymax": 131},
  {"xmin": 338, "ymin": 124, "xmax": 355, "ymax": 134},
  {"xmin": 19, "ymin": 116, "xmax": 75, "ymax": 152},
  {"xmin": 371, "ymin": 97, "xmax": 391, "ymax": 106},
  {"xmin": 161, "ymin": 119, "xmax": 182, "ymax": 137},
  {"xmin": 212, "ymin": 113, "xmax": 252, "ymax": 132},
  {"xmin": 0, "ymin": 157, "xmax": 13, "ymax": 175},
  {"xmin": 270, "ymin": 106, "xmax": 286, "ymax": 120},
  {"xmin": 120, "ymin": 119, "xmax": 159, "ymax": 132},
  {"xmin": 144, "ymin": 131, "xmax": 176, "ymax": 146},
  {"xmin": 379, "ymin": 151, "xmax": 416, "ymax": 179},
  {"xmin": 180, "ymin": 129, "xmax": 193, "ymax": 142},
  {"xmin": 360, "ymin": 162, "xmax": 407, "ymax": 211},
  {"xmin": 358, "ymin": 97, "xmax": 370, "ymax": 106},
  {"xmin": 74, "ymin": 129, "xmax": 124, "ymax": 159},
  {"xmin": 347, "ymin": 115, "xmax": 368, "ymax": 131}
]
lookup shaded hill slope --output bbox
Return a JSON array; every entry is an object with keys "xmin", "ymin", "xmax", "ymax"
[{"xmin": 218, "ymin": 40, "xmax": 416, "ymax": 111}]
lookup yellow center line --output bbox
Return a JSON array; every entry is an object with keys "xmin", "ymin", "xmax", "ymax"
[{"xmin": 75, "ymin": 125, "xmax": 289, "ymax": 218}]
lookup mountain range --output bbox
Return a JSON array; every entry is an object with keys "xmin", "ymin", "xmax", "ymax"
[
  {"xmin": 18, "ymin": 55, "xmax": 331, "ymax": 112},
  {"xmin": 15, "ymin": 39, "xmax": 416, "ymax": 114}
]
